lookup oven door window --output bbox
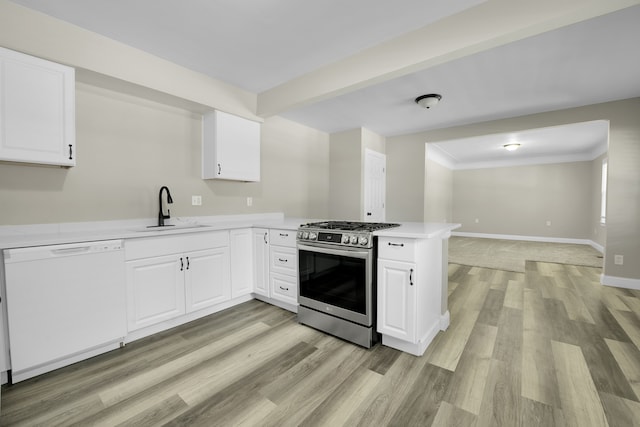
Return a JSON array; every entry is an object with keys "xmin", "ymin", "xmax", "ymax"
[{"xmin": 299, "ymin": 249, "xmax": 367, "ymax": 315}]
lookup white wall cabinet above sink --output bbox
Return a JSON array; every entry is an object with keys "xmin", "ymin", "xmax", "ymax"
[
  {"xmin": 0, "ymin": 47, "xmax": 76, "ymax": 167},
  {"xmin": 202, "ymin": 110, "xmax": 260, "ymax": 182}
]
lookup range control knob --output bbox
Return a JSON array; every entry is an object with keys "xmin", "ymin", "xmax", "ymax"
[
  {"xmin": 303, "ymin": 231, "xmax": 309, "ymax": 239},
  {"xmin": 342, "ymin": 235, "xmax": 350, "ymax": 244},
  {"xmin": 359, "ymin": 236, "xmax": 369, "ymax": 246},
  {"xmin": 297, "ymin": 231, "xmax": 303, "ymax": 239},
  {"xmin": 309, "ymin": 232, "xmax": 317, "ymax": 240},
  {"xmin": 350, "ymin": 236, "xmax": 358, "ymax": 245}
]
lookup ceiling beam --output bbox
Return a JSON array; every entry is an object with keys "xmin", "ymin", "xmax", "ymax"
[{"xmin": 257, "ymin": 0, "xmax": 640, "ymax": 118}]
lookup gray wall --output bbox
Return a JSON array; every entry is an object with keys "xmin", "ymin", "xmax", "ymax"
[
  {"xmin": 590, "ymin": 153, "xmax": 607, "ymax": 248},
  {"xmin": 329, "ymin": 129, "xmax": 362, "ymax": 220},
  {"xmin": 386, "ymin": 135, "xmax": 426, "ymax": 222},
  {"xmin": 452, "ymin": 161, "xmax": 592, "ymax": 238},
  {"xmin": 0, "ymin": 83, "xmax": 330, "ymax": 225},
  {"xmin": 328, "ymin": 127, "xmax": 385, "ymax": 220},
  {"xmin": 424, "ymin": 153, "xmax": 453, "ymax": 223}
]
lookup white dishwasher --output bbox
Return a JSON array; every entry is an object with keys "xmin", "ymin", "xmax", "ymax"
[{"xmin": 3, "ymin": 240, "xmax": 127, "ymax": 382}]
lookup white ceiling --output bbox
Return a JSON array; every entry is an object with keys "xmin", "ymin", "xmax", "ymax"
[
  {"xmin": 428, "ymin": 120, "xmax": 609, "ymax": 170},
  {"xmin": 8, "ymin": 0, "xmax": 640, "ymax": 166}
]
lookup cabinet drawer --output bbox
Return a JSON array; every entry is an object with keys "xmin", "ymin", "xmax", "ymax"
[
  {"xmin": 269, "ymin": 229, "xmax": 296, "ymax": 247},
  {"xmin": 270, "ymin": 246, "xmax": 297, "ymax": 276},
  {"xmin": 125, "ymin": 231, "xmax": 229, "ymax": 260},
  {"xmin": 378, "ymin": 237, "xmax": 416, "ymax": 262},
  {"xmin": 270, "ymin": 273, "xmax": 297, "ymax": 304}
]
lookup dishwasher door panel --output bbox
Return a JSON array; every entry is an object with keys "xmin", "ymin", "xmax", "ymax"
[{"xmin": 4, "ymin": 241, "xmax": 126, "ymax": 376}]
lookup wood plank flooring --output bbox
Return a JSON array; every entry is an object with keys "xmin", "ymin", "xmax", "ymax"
[{"xmin": 2, "ymin": 260, "xmax": 639, "ymax": 426}]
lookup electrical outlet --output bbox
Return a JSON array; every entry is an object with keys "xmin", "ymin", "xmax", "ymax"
[
  {"xmin": 247, "ymin": 197, "xmax": 253, "ymax": 207},
  {"xmin": 191, "ymin": 195, "xmax": 202, "ymax": 206},
  {"xmin": 474, "ymin": 218, "xmax": 479, "ymax": 223},
  {"xmin": 614, "ymin": 255, "xmax": 624, "ymax": 265}
]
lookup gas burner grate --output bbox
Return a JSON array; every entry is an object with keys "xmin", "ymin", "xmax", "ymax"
[{"xmin": 301, "ymin": 221, "xmax": 400, "ymax": 232}]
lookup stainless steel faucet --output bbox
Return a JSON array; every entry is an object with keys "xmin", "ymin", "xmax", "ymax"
[{"xmin": 158, "ymin": 186, "xmax": 173, "ymax": 226}]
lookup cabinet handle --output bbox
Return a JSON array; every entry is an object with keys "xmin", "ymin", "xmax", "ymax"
[
  {"xmin": 68, "ymin": 144, "xmax": 73, "ymax": 160},
  {"xmin": 279, "ymin": 233, "xmax": 288, "ymax": 237},
  {"xmin": 218, "ymin": 163, "xmax": 221, "ymax": 175},
  {"xmin": 186, "ymin": 256, "xmax": 190, "ymax": 270},
  {"xmin": 263, "ymin": 232, "xmax": 268, "ymax": 244},
  {"xmin": 410, "ymin": 268, "xmax": 414, "ymax": 286},
  {"xmin": 388, "ymin": 242, "xmax": 404, "ymax": 247},
  {"xmin": 180, "ymin": 257, "xmax": 184, "ymax": 271},
  {"xmin": 279, "ymin": 286, "xmax": 289, "ymax": 291},
  {"xmin": 278, "ymin": 258, "xmax": 287, "ymax": 263},
  {"xmin": 367, "ymin": 212, "xmax": 372, "ymax": 216}
]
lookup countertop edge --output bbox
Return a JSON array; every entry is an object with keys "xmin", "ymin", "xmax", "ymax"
[{"xmin": 0, "ymin": 214, "xmax": 310, "ymax": 250}]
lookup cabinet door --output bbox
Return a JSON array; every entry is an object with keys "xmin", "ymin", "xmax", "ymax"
[
  {"xmin": 230, "ymin": 229, "xmax": 253, "ymax": 298},
  {"xmin": 185, "ymin": 248, "xmax": 231, "ymax": 313},
  {"xmin": 0, "ymin": 47, "xmax": 75, "ymax": 167},
  {"xmin": 252, "ymin": 228, "xmax": 270, "ymax": 297},
  {"xmin": 202, "ymin": 110, "xmax": 260, "ymax": 181},
  {"xmin": 126, "ymin": 255, "xmax": 185, "ymax": 331},
  {"xmin": 377, "ymin": 259, "xmax": 416, "ymax": 342}
]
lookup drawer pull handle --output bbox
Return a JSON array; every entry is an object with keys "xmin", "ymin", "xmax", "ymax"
[
  {"xmin": 279, "ymin": 233, "xmax": 288, "ymax": 237},
  {"xmin": 278, "ymin": 258, "xmax": 287, "ymax": 263},
  {"xmin": 388, "ymin": 242, "xmax": 404, "ymax": 247},
  {"xmin": 279, "ymin": 286, "xmax": 289, "ymax": 291},
  {"xmin": 410, "ymin": 268, "xmax": 414, "ymax": 286}
]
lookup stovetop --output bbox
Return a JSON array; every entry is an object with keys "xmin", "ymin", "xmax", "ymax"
[
  {"xmin": 297, "ymin": 221, "xmax": 401, "ymax": 248},
  {"xmin": 300, "ymin": 221, "xmax": 401, "ymax": 232}
]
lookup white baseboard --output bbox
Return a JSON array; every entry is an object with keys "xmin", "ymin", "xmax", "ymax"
[
  {"xmin": 452, "ymin": 232, "xmax": 604, "ymax": 253},
  {"xmin": 601, "ymin": 274, "xmax": 640, "ymax": 291}
]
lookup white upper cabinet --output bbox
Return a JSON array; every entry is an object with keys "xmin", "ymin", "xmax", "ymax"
[
  {"xmin": 0, "ymin": 47, "xmax": 75, "ymax": 167},
  {"xmin": 202, "ymin": 110, "xmax": 260, "ymax": 181}
]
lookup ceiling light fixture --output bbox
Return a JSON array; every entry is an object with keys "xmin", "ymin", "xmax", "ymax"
[
  {"xmin": 503, "ymin": 143, "xmax": 521, "ymax": 151},
  {"xmin": 415, "ymin": 94, "xmax": 442, "ymax": 109}
]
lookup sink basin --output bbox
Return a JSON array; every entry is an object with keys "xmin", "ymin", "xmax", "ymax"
[{"xmin": 134, "ymin": 224, "xmax": 211, "ymax": 232}]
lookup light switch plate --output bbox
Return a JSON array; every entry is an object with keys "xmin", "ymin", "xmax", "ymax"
[{"xmin": 192, "ymin": 195, "xmax": 202, "ymax": 206}]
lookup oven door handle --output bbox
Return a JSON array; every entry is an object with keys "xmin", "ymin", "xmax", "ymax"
[{"xmin": 297, "ymin": 243, "xmax": 371, "ymax": 259}]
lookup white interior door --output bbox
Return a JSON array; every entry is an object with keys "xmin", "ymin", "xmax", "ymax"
[{"xmin": 363, "ymin": 149, "xmax": 386, "ymax": 221}]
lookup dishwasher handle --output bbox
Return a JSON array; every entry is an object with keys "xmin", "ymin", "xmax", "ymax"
[{"xmin": 51, "ymin": 246, "xmax": 91, "ymax": 256}]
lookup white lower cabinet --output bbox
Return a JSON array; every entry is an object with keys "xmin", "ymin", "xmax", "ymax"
[
  {"xmin": 268, "ymin": 229, "xmax": 298, "ymax": 309},
  {"xmin": 185, "ymin": 248, "xmax": 230, "ymax": 313},
  {"xmin": 252, "ymin": 228, "xmax": 270, "ymax": 297},
  {"xmin": 377, "ymin": 236, "xmax": 444, "ymax": 356},
  {"xmin": 270, "ymin": 272, "xmax": 297, "ymax": 305},
  {"xmin": 377, "ymin": 259, "xmax": 416, "ymax": 342},
  {"xmin": 125, "ymin": 231, "xmax": 231, "ymax": 332},
  {"xmin": 230, "ymin": 228, "xmax": 253, "ymax": 299},
  {"xmin": 126, "ymin": 255, "xmax": 185, "ymax": 331}
]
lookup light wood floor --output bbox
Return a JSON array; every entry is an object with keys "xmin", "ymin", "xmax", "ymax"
[{"xmin": 2, "ymin": 261, "xmax": 640, "ymax": 426}]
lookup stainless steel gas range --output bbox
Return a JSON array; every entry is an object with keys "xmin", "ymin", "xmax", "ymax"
[{"xmin": 296, "ymin": 221, "xmax": 400, "ymax": 348}]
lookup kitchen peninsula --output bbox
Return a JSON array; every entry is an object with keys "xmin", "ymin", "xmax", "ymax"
[{"xmin": 0, "ymin": 214, "xmax": 459, "ymax": 383}]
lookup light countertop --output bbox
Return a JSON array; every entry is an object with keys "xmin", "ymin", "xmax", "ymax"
[
  {"xmin": 0, "ymin": 214, "xmax": 310, "ymax": 250},
  {"xmin": 0, "ymin": 215, "xmax": 460, "ymax": 250},
  {"xmin": 374, "ymin": 222, "xmax": 461, "ymax": 239}
]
